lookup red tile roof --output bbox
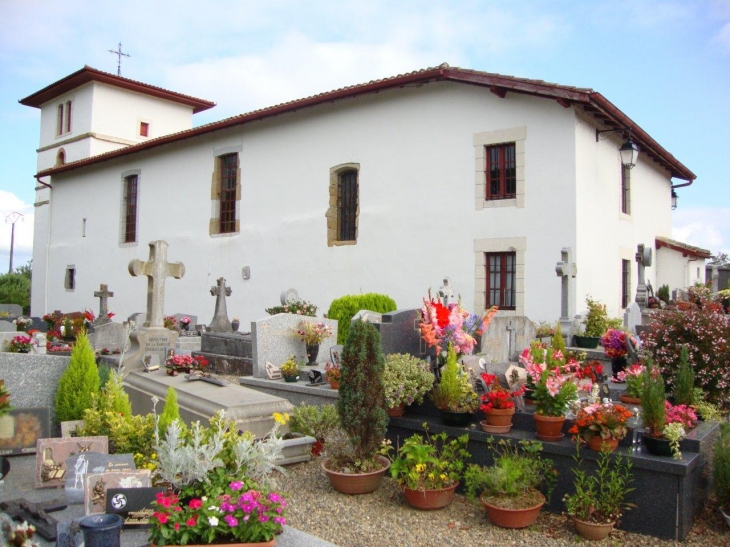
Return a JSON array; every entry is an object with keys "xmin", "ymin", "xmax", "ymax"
[
  {"xmin": 19, "ymin": 65, "xmax": 215, "ymax": 114},
  {"xmin": 33, "ymin": 63, "xmax": 695, "ymax": 182},
  {"xmin": 656, "ymin": 236, "xmax": 712, "ymax": 259}
]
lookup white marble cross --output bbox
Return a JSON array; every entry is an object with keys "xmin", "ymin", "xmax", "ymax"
[{"xmin": 128, "ymin": 241, "xmax": 185, "ymax": 328}]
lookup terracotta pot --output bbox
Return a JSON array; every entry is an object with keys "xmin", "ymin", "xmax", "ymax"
[
  {"xmin": 403, "ymin": 482, "xmax": 458, "ymax": 510},
  {"xmin": 533, "ymin": 414, "xmax": 565, "ymax": 442},
  {"xmin": 479, "ymin": 420, "xmax": 511, "ymax": 434},
  {"xmin": 484, "ymin": 407, "xmax": 515, "ymax": 427},
  {"xmin": 154, "ymin": 540, "xmax": 275, "ymax": 547},
  {"xmin": 439, "ymin": 410, "xmax": 472, "ymax": 427},
  {"xmin": 327, "ymin": 378, "xmax": 340, "ymax": 390},
  {"xmin": 572, "ymin": 517, "xmax": 615, "ymax": 540},
  {"xmin": 643, "ymin": 433, "xmax": 674, "ymax": 457},
  {"xmin": 387, "ymin": 403, "xmax": 406, "ymax": 417},
  {"xmin": 322, "ymin": 455, "xmax": 390, "ymax": 495},
  {"xmin": 586, "ymin": 435, "xmax": 619, "ymax": 452},
  {"xmin": 479, "ymin": 491, "xmax": 545, "ymax": 529},
  {"xmin": 619, "ymin": 394, "xmax": 642, "ymax": 405}
]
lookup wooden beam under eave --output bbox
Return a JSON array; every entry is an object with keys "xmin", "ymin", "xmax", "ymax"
[
  {"xmin": 489, "ymin": 86, "xmax": 507, "ymax": 99},
  {"xmin": 556, "ymin": 98, "xmax": 571, "ymax": 108}
]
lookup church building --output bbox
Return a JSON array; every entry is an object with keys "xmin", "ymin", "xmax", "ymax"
[{"xmin": 20, "ymin": 63, "xmax": 708, "ymax": 326}]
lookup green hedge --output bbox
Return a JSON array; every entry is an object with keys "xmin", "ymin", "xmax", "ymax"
[{"xmin": 327, "ymin": 293, "xmax": 397, "ymax": 344}]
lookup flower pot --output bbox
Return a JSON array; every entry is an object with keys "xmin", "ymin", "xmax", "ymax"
[
  {"xmin": 533, "ymin": 414, "xmax": 565, "ymax": 441},
  {"xmin": 619, "ymin": 394, "xmax": 642, "ymax": 405},
  {"xmin": 322, "ymin": 456, "xmax": 390, "ymax": 495},
  {"xmin": 643, "ymin": 433, "xmax": 674, "ymax": 457},
  {"xmin": 231, "ymin": 320, "xmax": 240, "ymax": 332},
  {"xmin": 479, "ymin": 491, "xmax": 545, "ymax": 529},
  {"xmin": 306, "ymin": 343, "xmax": 320, "ymax": 365},
  {"xmin": 484, "ymin": 407, "xmax": 515, "ymax": 427},
  {"xmin": 439, "ymin": 410, "xmax": 472, "ymax": 427},
  {"xmin": 611, "ymin": 357, "xmax": 628, "ymax": 380},
  {"xmin": 572, "ymin": 517, "xmax": 615, "ymax": 540},
  {"xmin": 480, "ymin": 420, "xmax": 511, "ymax": 434},
  {"xmin": 387, "ymin": 403, "xmax": 406, "ymax": 417},
  {"xmin": 573, "ymin": 335, "xmax": 600, "ymax": 349},
  {"xmin": 586, "ymin": 435, "xmax": 619, "ymax": 452},
  {"xmin": 283, "ymin": 375, "xmax": 299, "ymax": 383},
  {"xmin": 181, "ymin": 322, "xmax": 189, "ymax": 331},
  {"xmin": 403, "ymin": 482, "xmax": 458, "ymax": 510},
  {"xmin": 328, "ymin": 378, "xmax": 340, "ymax": 390},
  {"xmin": 80, "ymin": 514, "xmax": 123, "ymax": 547}
]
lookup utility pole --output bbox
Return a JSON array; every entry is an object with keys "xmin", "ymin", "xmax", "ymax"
[{"xmin": 6, "ymin": 212, "xmax": 23, "ymax": 273}]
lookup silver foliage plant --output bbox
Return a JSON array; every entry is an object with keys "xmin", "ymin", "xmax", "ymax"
[{"xmin": 231, "ymin": 423, "xmax": 286, "ymax": 488}]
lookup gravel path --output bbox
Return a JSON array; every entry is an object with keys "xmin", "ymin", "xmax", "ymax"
[{"xmin": 281, "ymin": 459, "xmax": 730, "ymax": 547}]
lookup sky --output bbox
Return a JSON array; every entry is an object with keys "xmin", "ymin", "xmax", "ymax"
[{"xmin": 0, "ymin": 0, "xmax": 729, "ymax": 272}]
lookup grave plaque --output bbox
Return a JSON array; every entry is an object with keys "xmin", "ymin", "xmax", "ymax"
[
  {"xmin": 106, "ymin": 486, "xmax": 165, "ymax": 527},
  {"xmin": 0, "ymin": 407, "xmax": 50, "ymax": 456},
  {"xmin": 35, "ymin": 436, "xmax": 109, "ymax": 488},
  {"xmin": 65, "ymin": 451, "xmax": 136, "ymax": 503},
  {"xmin": 84, "ymin": 470, "xmax": 151, "ymax": 515}
]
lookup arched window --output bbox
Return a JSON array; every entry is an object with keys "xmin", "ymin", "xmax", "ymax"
[{"xmin": 56, "ymin": 149, "xmax": 66, "ymax": 166}]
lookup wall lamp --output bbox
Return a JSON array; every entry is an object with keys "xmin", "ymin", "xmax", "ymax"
[
  {"xmin": 671, "ymin": 189, "xmax": 678, "ymax": 210},
  {"xmin": 596, "ymin": 128, "xmax": 640, "ymax": 169}
]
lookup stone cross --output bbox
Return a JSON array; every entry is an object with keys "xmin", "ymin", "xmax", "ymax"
[
  {"xmin": 438, "ymin": 277, "xmax": 455, "ymax": 307},
  {"xmin": 208, "ymin": 277, "xmax": 233, "ymax": 332},
  {"xmin": 555, "ymin": 247, "xmax": 577, "ymax": 343},
  {"xmin": 128, "ymin": 241, "xmax": 185, "ymax": 328},
  {"xmin": 506, "ymin": 321, "xmax": 516, "ymax": 361},
  {"xmin": 634, "ymin": 243, "xmax": 652, "ymax": 310},
  {"xmin": 93, "ymin": 284, "xmax": 114, "ymax": 325}
]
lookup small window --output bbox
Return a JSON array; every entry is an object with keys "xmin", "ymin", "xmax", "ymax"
[
  {"xmin": 65, "ymin": 266, "xmax": 76, "ymax": 290},
  {"xmin": 56, "ymin": 104, "xmax": 64, "ymax": 136},
  {"xmin": 56, "ymin": 149, "xmax": 66, "ymax": 166},
  {"xmin": 123, "ymin": 174, "xmax": 139, "ymax": 243},
  {"xmin": 338, "ymin": 169, "xmax": 358, "ymax": 241},
  {"xmin": 140, "ymin": 122, "xmax": 149, "ymax": 137},
  {"xmin": 621, "ymin": 166, "xmax": 631, "ymax": 214},
  {"xmin": 621, "ymin": 259, "xmax": 631, "ymax": 308},
  {"xmin": 486, "ymin": 143, "xmax": 516, "ymax": 200},
  {"xmin": 486, "ymin": 252, "xmax": 516, "ymax": 309},
  {"xmin": 65, "ymin": 100, "xmax": 72, "ymax": 133},
  {"xmin": 219, "ymin": 153, "xmax": 239, "ymax": 234}
]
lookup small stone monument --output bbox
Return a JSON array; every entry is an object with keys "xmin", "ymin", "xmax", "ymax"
[
  {"xmin": 634, "ymin": 243, "xmax": 653, "ymax": 325},
  {"xmin": 555, "ymin": 247, "xmax": 577, "ymax": 344},
  {"xmin": 93, "ymin": 284, "xmax": 114, "ymax": 326},
  {"xmin": 438, "ymin": 277, "xmax": 455, "ymax": 306},
  {"xmin": 208, "ymin": 277, "xmax": 233, "ymax": 333}
]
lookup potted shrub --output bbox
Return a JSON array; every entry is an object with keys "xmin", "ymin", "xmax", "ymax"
[
  {"xmin": 568, "ymin": 402, "xmax": 632, "ymax": 452},
  {"xmin": 713, "ymin": 423, "xmax": 730, "ymax": 528},
  {"xmin": 280, "ymin": 355, "xmax": 300, "ymax": 382},
  {"xmin": 464, "ymin": 438, "xmax": 556, "ymax": 529},
  {"xmin": 600, "ymin": 328, "xmax": 636, "ymax": 380},
  {"xmin": 479, "ymin": 373, "xmax": 524, "ymax": 433},
  {"xmin": 292, "ymin": 320, "xmax": 333, "ymax": 365},
  {"xmin": 324, "ymin": 361, "xmax": 341, "ymax": 389},
  {"xmin": 321, "ymin": 319, "xmax": 389, "ymax": 494},
  {"xmin": 641, "ymin": 360, "xmax": 687, "ymax": 459},
  {"xmin": 4, "ymin": 335, "xmax": 32, "ymax": 353},
  {"xmin": 383, "ymin": 353, "xmax": 434, "ymax": 417},
  {"xmin": 430, "ymin": 344, "xmax": 479, "ymax": 426},
  {"xmin": 574, "ymin": 297, "xmax": 618, "ymax": 348},
  {"xmin": 55, "ymin": 332, "xmax": 100, "ymax": 423},
  {"xmin": 672, "ymin": 347, "xmax": 695, "ymax": 406},
  {"xmin": 289, "ymin": 403, "xmax": 340, "ymax": 456},
  {"xmin": 389, "ymin": 425, "xmax": 470, "ymax": 510},
  {"xmin": 520, "ymin": 341, "xmax": 578, "ymax": 440},
  {"xmin": 564, "ymin": 442, "xmax": 635, "ymax": 540},
  {"xmin": 617, "ymin": 364, "xmax": 646, "ymax": 405}
]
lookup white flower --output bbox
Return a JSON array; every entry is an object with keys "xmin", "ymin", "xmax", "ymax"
[
  {"xmin": 208, "ymin": 516, "xmax": 219, "ymax": 526},
  {"xmin": 208, "ymin": 506, "xmax": 220, "ymax": 512}
]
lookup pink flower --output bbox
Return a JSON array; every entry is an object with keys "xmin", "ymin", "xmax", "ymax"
[
  {"xmin": 224, "ymin": 515, "xmax": 238, "ymax": 527},
  {"xmin": 229, "ymin": 481, "xmax": 243, "ymax": 491},
  {"xmin": 188, "ymin": 498, "xmax": 202, "ymax": 509}
]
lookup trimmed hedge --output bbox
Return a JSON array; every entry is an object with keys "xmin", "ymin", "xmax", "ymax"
[{"xmin": 326, "ymin": 293, "xmax": 397, "ymax": 344}]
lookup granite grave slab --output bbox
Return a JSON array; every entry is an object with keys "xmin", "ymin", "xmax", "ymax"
[
  {"xmin": 84, "ymin": 469, "xmax": 151, "ymax": 515},
  {"xmin": 35, "ymin": 436, "xmax": 108, "ymax": 488},
  {"xmin": 64, "ymin": 451, "xmax": 135, "ymax": 504}
]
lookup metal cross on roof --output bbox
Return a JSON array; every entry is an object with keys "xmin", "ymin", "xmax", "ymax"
[{"xmin": 107, "ymin": 42, "xmax": 130, "ymax": 76}]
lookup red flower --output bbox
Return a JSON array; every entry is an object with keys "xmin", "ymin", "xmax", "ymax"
[
  {"xmin": 186, "ymin": 516, "xmax": 197, "ymax": 527},
  {"xmin": 188, "ymin": 498, "xmax": 202, "ymax": 510},
  {"xmin": 433, "ymin": 301, "xmax": 450, "ymax": 329}
]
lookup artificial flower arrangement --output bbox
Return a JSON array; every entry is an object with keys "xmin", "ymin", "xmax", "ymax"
[
  {"xmin": 163, "ymin": 315, "xmax": 178, "ymax": 330},
  {"xmin": 534, "ymin": 321, "xmax": 555, "ymax": 339},
  {"xmin": 569, "ymin": 402, "xmax": 632, "ymax": 445},
  {"xmin": 83, "ymin": 309, "xmax": 115, "ymax": 326},
  {"xmin": 324, "ymin": 361, "xmax": 341, "ymax": 385},
  {"xmin": 0, "ymin": 515, "xmax": 39, "ymax": 547},
  {"xmin": 388, "ymin": 424, "xmax": 470, "ymax": 492},
  {"xmin": 165, "ymin": 354, "xmax": 209, "ymax": 375},
  {"xmin": 520, "ymin": 342, "xmax": 580, "ymax": 417},
  {"xmin": 5, "ymin": 335, "xmax": 33, "ymax": 353},
  {"xmin": 600, "ymin": 328, "xmax": 636, "ymax": 359},
  {"xmin": 383, "ymin": 353, "xmax": 435, "ymax": 409},
  {"xmin": 574, "ymin": 360, "xmax": 604, "ymax": 384},
  {"xmin": 180, "ymin": 316, "xmax": 191, "ymax": 326},
  {"xmin": 42, "ymin": 313, "xmax": 55, "ymax": 330},
  {"xmin": 293, "ymin": 320, "xmax": 333, "ymax": 345},
  {"xmin": 13, "ymin": 316, "xmax": 32, "ymax": 331},
  {"xmin": 480, "ymin": 373, "xmax": 524, "ymax": 412},
  {"xmin": 420, "ymin": 290, "xmax": 498, "ymax": 355},
  {"xmin": 279, "ymin": 356, "xmax": 300, "ymax": 377},
  {"xmin": 617, "ymin": 364, "xmax": 646, "ymax": 398}
]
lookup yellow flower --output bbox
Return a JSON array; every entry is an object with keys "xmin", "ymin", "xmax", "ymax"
[
  {"xmin": 272, "ymin": 412, "xmax": 289, "ymax": 425},
  {"xmin": 415, "ymin": 463, "xmax": 425, "ymax": 473},
  {"xmin": 428, "ymin": 473, "xmax": 435, "ymax": 480},
  {"xmin": 440, "ymin": 474, "xmax": 447, "ymax": 481}
]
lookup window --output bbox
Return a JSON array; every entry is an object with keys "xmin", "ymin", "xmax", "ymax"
[
  {"xmin": 621, "ymin": 259, "xmax": 631, "ymax": 308},
  {"xmin": 123, "ymin": 174, "xmax": 139, "ymax": 243},
  {"xmin": 621, "ymin": 166, "xmax": 631, "ymax": 214},
  {"xmin": 486, "ymin": 252, "xmax": 516, "ymax": 310},
  {"xmin": 486, "ymin": 143, "xmax": 516, "ymax": 200},
  {"xmin": 219, "ymin": 153, "xmax": 239, "ymax": 234},
  {"xmin": 56, "ymin": 149, "xmax": 65, "ymax": 166},
  {"xmin": 65, "ymin": 266, "xmax": 75, "ymax": 290},
  {"xmin": 65, "ymin": 100, "xmax": 72, "ymax": 133},
  {"xmin": 56, "ymin": 104, "xmax": 64, "ymax": 136},
  {"xmin": 140, "ymin": 122, "xmax": 149, "ymax": 137},
  {"xmin": 327, "ymin": 163, "xmax": 360, "ymax": 246}
]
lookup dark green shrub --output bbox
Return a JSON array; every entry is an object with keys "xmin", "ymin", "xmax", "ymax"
[
  {"xmin": 327, "ymin": 293, "xmax": 397, "ymax": 344},
  {"xmin": 657, "ymin": 284, "xmax": 670, "ymax": 304},
  {"xmin": 641, "ymin": 360, "xmax": 666, "ymax": 438},
  {"xmin": 55, "ymin": 332, "xmax": 100, "ymax": 422},
  {"xmin": 714, "ymin": 423, "xmax": 730, "ymax": 512},
  {"xmin": 0, "ymin": 272, "xmax": 30, "ymax": 314},
  {"xmin": 336, "ymin": 319, "xmax": 387, "ymax": 466},
  {"xmin": 673, "ymin": 346, "xmax": 695, "ymax": 406}
]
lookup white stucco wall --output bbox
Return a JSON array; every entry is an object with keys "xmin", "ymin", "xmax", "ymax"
[{"xmin": 32, "ymin": 81, "xmax": 681, "ymax": 329}]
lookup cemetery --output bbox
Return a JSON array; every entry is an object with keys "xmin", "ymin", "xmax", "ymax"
[{"xmin": 1, "ymin": 239, "xmax": 729, "ymax": 547}]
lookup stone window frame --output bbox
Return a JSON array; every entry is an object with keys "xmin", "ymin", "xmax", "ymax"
[
  {"xmin": 620, "ymin": 165, "xmax": 631, "ymax": 218},
  {"xmin": 56, "ymin": 148, "xmax": 66, "ymax": 166},
  {"xmin": 139, "ymin": 120, "xmax": 150, "ymax": 138},
  {"xmin": 474, "ymin": 126, "xmax": 526, "ymax": 210},
  {"xmin": 64, "ymin": 264, "xmax": 76, "ymax": 291},
  {"xmin": 621, "ymin": 258, "xmax": 631, "ymax": 309},
  {"xmin": 474, "ymin": 237, "xmax": 526, "ymax": 316},
  {"xmin": 619, "ymin": 246, "xmax": 634, "ymax": 310},
  {"xmin": 326, "ymin": 163, "xmax": 360, "ymax": 247},
  {"xmin": 209, "ymin": 146, "xmax": 242, "ymax": 237},
  {"xmin": 119, "ymin": 169, "xmax": 141, "ymax": 247}
]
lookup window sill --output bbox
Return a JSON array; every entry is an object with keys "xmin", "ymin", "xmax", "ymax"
[
  {"xmin": 482, "ymin": 198, "xmax": 517, "ymax": 209},
  {"xmin": 619, "ymin": 212, "xmax": 631, "ymax": 222},
  {"xmin": 210, "ymin": 231, "xmax": 240, "ymax": 239},
  {"xmin": 329, "ymin": 240, "xmax": 357, "ymax": 247}
]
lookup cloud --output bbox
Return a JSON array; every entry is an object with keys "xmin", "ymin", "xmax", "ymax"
[
  {"xmin": 0, "ymin": 191, "xmax": 34, "ymax": 270},
  {"xmin": 672, "ymin": 206, "xmax": 730, "ymax": 256}
]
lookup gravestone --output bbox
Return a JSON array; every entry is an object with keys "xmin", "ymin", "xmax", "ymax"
[
  {"xmin": 208, "ymin": 277, "xmax": 232, "ymax": 333},
  {"xmin": 127, "ymin": 312, "xmax": 146, "ymax": 327},
  {"xmin": 251, "ymin": 314, "xmax": 338, "ymax": 378},
  {"xmin": 122, "ymin": 241, "xmax": 183, "ymax": 371},
  {"xmin": 87, "ymin": 322, "xmax": 128, "ymax": 353},
  {"xmin": 0, "ymin": 304, "xmax": 22, "ymax": 319},
  {"xmin": 623, "ymin": 302, "xmax": 642, "ymax": 336},
  {"xmin": 64, "ymin": 452, "xmax": 135, "ymax": 504},
  {"xmin": 480, "ymin": 316, "xmax": 536, "ymax": 364},
  {"xmin": 84, "ymin": 469, "xmax": 151, "ymax": 515},
  {"xmin": 555, "ymin": 247, "xmax": 577, "ymax": 344},
  {"xmin": 635, "ymin": 243, "xmax": 652, "ymax": 311},
  {"xmin": 29, "ymin": 317, "xmax": 46, "ymax": 332},
  {"xmin": 371, "ymin": 309, "xmax": 422, "ymax": 357},
  {"xmin": 438, "ymin": 277, "xmax": 455, "ymax": 306},
  {"xmin": 92, "ymin": 284, "xmax": 114, "ymax": 326},
  {"xmin": 35, "ymin": 436, "xmax": 109, "ymax": 488},
  {"xmin": 31, "ymin": 332, "xmax": 47, "ymax": 354},
  {"xmin": 0, "ymin": 320, "xmax": 14, "ymax": 332}
]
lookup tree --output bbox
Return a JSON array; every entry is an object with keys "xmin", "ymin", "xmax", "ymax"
[
  {"xmin": 0, "ymin": 272, "xmax": 30, "ymax": 313},
  {"xmin": 55, "ymin": 332, "xmax": 101, "ymax": 422}
]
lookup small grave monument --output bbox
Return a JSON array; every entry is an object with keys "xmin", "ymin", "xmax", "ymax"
[
  {"xmin": 65, "ymin": 452, "xmax": 136, "ymax": 504},
  {"xmin": 35, "ymin": 436, "xmax": 109, "ymax": 488},
  {"xmin": 93, "ymin": 284, "xmax": 113, "ymax": 326},
  {"xmin": 84, "ymin": 469, "xmax": 151, "ymax": 515},
  {"xmin": 208, "ymin": 277, "xmax": 233, "ymax": 333},
  {"xmin": 555, "ymin": 247, "xmax": 577, "ymax": 344}
]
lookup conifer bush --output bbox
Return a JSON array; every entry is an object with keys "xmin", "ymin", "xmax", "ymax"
[
  {"xmin": 326, "ymin": 293, "xmax": 397, "ymax": 344},
  {"xmin": 336, "ymin": 319, "xmax": 387, "ymax": 467},
  {"xmin": 158, "ymin": 386, "xmax": 181, "ymax": 437},
  {"xmin": 673, "ymin": 347, "xmax": 695, "ymax": 406},
  {"xmin": 55, "ymin": 332, "xmax": 100, "ymax": 422}
]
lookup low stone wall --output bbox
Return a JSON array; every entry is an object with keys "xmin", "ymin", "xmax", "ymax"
[{"xmin": 0, "ymin": 353, "xmax": 70, "ymax": 434}]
